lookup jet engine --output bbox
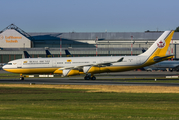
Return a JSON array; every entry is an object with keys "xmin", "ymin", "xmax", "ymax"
[
  {"xmin": 83, "ymin": 66, "xmax": 109, "ymax": 73},
  {"xmin": 62, "ymin": 69, "xmax": 80, "ymax": 76}
]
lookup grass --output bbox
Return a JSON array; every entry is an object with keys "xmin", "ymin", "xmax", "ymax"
[
  {"xmin": 1, "ymin": 84, "xmax": 179, "ymax": 93},
  {"xmin": 0, "ymin": 73, "xmax": 19, "ymax": 78},
  {"xmin": 0, "ymin": 85, "xmax": 179, "ymax": 119}
]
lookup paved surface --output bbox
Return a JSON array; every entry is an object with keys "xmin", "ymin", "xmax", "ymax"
[
  {"xmin": 0, "ymin": 70, "xmax": 179, "ymax": 86},
  {"xmin": 0, "ymin": 78, "xmax": 179, "ymax": 86}
]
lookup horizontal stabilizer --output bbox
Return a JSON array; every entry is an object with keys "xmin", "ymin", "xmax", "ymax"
[
  {"xmin": 153, "ymin": 55, "xmax": 173, "ymax": 62},
  {"xmin": 117, "ymin": 57, "xmax": 124, "ymax": 62}
]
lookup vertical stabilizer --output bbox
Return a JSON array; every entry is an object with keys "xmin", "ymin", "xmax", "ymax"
[
  {"xmin": 65, "ymin": 49, "xmax": 72, "ymax": 57},
  {"xmin": 139, "ymin": 30, "xmax": 174, "ymax": 57},
  {"xmin": 23, "ymin": 51, "xmax": 31, "ymax": 58},
  {"xmin": 45, "ymin": 50, "xmax": 53, "ymax": 57}
]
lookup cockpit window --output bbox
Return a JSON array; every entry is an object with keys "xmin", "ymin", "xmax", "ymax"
[{"xmin": 7, "ymin": 63, "xmax": 12, "ymax": 65}]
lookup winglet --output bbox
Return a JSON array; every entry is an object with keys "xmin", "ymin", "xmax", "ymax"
[{"xmin": 117, "ymin": 57, "xmax": 124, "ymax": 62}]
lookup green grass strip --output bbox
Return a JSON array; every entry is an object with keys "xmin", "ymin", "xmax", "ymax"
[{"xmin": 0, "ymin": 87, "xmax": 179, "ymax": 119}]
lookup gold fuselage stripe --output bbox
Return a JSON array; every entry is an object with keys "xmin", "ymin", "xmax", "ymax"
[
  {"xmin": 4, "ymin": 65, "xmax": 143, "ymax": 74},
  {"xmin": 4, "ymin": 68, "xmax": 57, "ymax": 74}
]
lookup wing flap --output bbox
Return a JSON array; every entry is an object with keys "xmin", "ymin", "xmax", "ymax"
[
  {"xmin": 59, "ymin": 57, "xmax": 124, "ymax": 70},
  {"xmin": 93, "ymin": 57, "xmax": 124, "ymax": 66}
]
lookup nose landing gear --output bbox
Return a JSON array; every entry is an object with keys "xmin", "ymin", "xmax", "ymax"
[{"xmin": 20, "ymin": 74, "xmax": 24, "ymax": 80}]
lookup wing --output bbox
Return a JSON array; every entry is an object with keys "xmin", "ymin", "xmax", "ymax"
[{"xmin": 59, "ymin": 57, "xmax": 124, "ymax": 70}]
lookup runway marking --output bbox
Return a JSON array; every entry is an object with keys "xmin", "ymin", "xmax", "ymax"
[{"xmin": 0, "ymin": 84, "xmax": 179, "ymax": 93}]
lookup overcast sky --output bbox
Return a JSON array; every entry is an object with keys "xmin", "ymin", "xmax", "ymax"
[{"xmin": 0, "ymin": 0, "xmax": 178, "ymax": 32}]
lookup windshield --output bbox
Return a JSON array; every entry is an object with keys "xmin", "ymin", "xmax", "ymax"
[{"xmin": 7, "ymin": 63, "xmax": 12, "ymax": 65}]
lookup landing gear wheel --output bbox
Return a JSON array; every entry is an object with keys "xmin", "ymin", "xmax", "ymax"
[
  {"xmin": 84, "ymin": 75, "xmax": 96, "ymax": 80},
  {"xmin": 84, "ymin": 76, "xmax": 90, "ymax": 80},
  {"xmin": 91, "ymin": 76, "xmax": 96, "ymax": 80},
  {"xmin": 20, "ymin": 77, "xmax": 24, "ymax": 80}
]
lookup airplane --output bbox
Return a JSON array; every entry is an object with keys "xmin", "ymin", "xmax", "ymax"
[
  {"xmin": 24, "ymin": 50, "xmax": 52, "ymax": 58},
  {"xmin": 2, "ymin": 31, "xmax": 174, "ymax": 80},
  {"xmin": 142, "ymin": 48, "xmax": 146, "ymax": 53},
  {"xmin": 45, "ymin": 50, "xmax": 53, "ymax": 57},
  {"xmin": 141, "ymin": 45, "xmax": 179, "ymax": 72},
  {"xmin": 144, "ymin": 60, "xmax": 179, "ymax": 72},
  {"xmin": 46, "ymin": 49, "xmax": 72, "ymax": 57},
  {"xmin": 23, "ymin": 51, "xmax": 31, "ymax": 58},
  {"xmin": 65, "ymin": 49, "xmax": 72, "ymax": 57},
  {"xmin": 24, "ymin": 50, "xmax": 53, "ymax": 58},
  {"xmin": 24, "ymin": 49, "xmax": 72, "ymax": 58}
]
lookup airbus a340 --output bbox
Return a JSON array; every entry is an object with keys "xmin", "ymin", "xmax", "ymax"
[{"xmin": 3, "ymin": 31, "xmax": 174, "ymax": 80}]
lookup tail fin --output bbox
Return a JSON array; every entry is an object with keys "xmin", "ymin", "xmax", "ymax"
[
  {"xmin": 65, "ymin": 49, "xmax": 72, "ymax": 57},
  {"xmin": 139, "ymin": 30, "xmax": 174, "ymax": 57},
  {"xmin": 23, "ymin": 51, "xmax": 31, "ymax": 58},
  {"xmin": 142, "ymin": 48, "xmax": 146, "ymax": 53},
  {"xmin": 45, "ymin": 50, "xmax": 53, "ymax": 58}
]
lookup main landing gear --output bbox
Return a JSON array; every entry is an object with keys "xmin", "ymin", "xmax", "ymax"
[
  {"xmin": 20, "ymin": 74, "xmax": 24, "ymax": 80},
  {"xmin": 84, "ymin": 74, "xmax": 96, "ymax": 80}
]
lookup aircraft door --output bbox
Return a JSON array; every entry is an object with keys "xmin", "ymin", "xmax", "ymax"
[
  {"xmin": 17, "ymin": 61, "xmax": 22, "ymax": 68},
  {"xmin": 52, "ymin": 60, "xmax": 57, "ymax": 67}
]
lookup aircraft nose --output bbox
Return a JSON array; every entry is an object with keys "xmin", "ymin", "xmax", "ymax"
[{"xmin": 2, "ymin": 65, "xmax": 6, "ymax": 70}]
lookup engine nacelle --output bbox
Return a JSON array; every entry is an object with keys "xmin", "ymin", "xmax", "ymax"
[
  {"xmin": 83, "ymin": 66, "xmax": 101, "ymax": 73},
  {"xmin": 83, "ymin": 66, "xmax": 110, "ymax": 73},
  {"xmin": 83, "ymin": 66, "xmax": 91, "ymax": 73},
  {"xmin": 63, "ymin": 69, "xmax": 80, "ymax": 76}
]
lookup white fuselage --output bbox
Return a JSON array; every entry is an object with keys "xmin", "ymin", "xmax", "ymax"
[
  {"xmin": 3, "ymin": 55, "xmax": 148, "ymax": 74},
  {"xmin": 2, "ymin": 30, "xmax": 175, "ymax": 78}
]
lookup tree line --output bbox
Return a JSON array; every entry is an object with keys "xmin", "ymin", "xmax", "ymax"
[{"xmin": 175, "ymin": 26, "xmax": 179, "ymax": 32}]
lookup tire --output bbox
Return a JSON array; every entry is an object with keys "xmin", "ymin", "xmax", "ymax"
[
  {"xmin": 20, "ymin": 77, "xmax": 24, "ymax": 80},
  {"xmin": 91, "ymin": 76, "xmax": 96, "ymax": 80},
  {"xmin": 84, "ymin": 76, "xmax": 90, "ymax": 80}
]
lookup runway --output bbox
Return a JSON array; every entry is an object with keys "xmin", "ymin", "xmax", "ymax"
[
  {"xmin": 0, "ymin": 78, "xmax": 179, "ymax": 86},
  {"xmin": 0, "ymin": 71, "xmax": 179, "ymax": 86}
]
